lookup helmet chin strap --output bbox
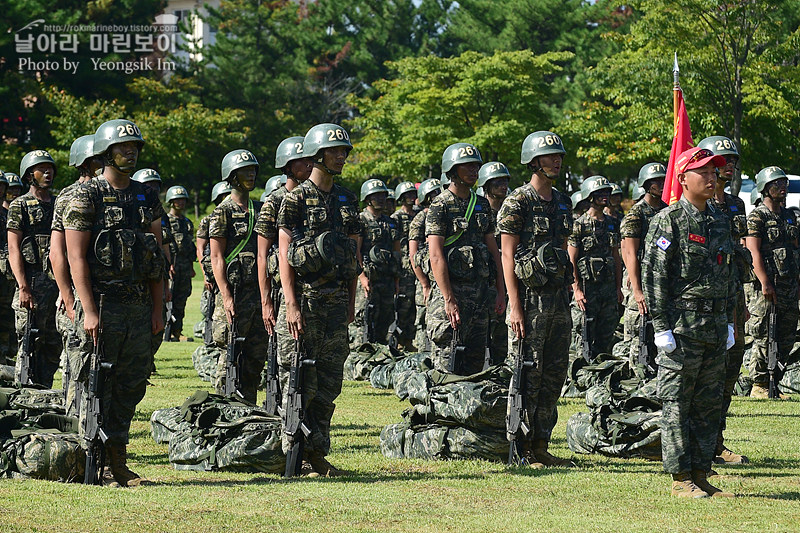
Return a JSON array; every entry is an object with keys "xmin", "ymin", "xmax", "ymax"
[{"xmin": 104, "ymin": 151, "xmax": 134, "ymax": 174}]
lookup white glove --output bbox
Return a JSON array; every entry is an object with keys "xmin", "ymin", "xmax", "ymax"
[
  {"xmin": 654, "ymin": 330, "xmax": 677, "ymax": 353},
  {"xmin": 726, "ymin": 324, "xmax": 735, "ymax": 350}
]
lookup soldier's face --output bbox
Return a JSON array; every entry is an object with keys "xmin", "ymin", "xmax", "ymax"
[
  {"xmin": 88, "ymin": 156, "xmax": 104, "ymax": 177},
  {"xmin": 7, "ymin": 186, "xmax": 22, "ymax": 201},
  {"xmin": 718, "ymin": 155, "xmax": 738, "ymax": 181},
  {"xmin": 455, "ymin": 162, "xmax": 480, "ymax": 186},
  {"xmin": 591, "ymin": 190, "xmax": 610, "ymax": 207},
  {"xmin": 288, "ymin": 157, "xmax": 313, "ymax": 182},
  {"xmin": 679, "ymin": 162, "xmax": 717, "ymax": 200},
  {"xmin": 172, "ymin": 198, "xmax": 187, "ymax": 211},
  {"xmin": 322, "ymin": 146, "xmax": 348, "ymax": 174},
  {"xmin": 30, "ymin": 163, "xmax": 55, "ymax": 189},
  {"xmin": 400, "ymin": 191, "xmax": 416, "ymax": 207},
  {"xmin": 234, "ymin": 166, "xmax": 257, "ymax": 191},
  {"xmin": 367, "ymin": 191, "xmax": 387, "ymax": 209},
  {"xmin": 610, "ymin": 194, "xmax": 621, "ymax": 207},
  {"xmin": 109, "ymin": 142, "xmax": 139, "ymax": 173},
  {"xmin": 537, "ymin": 154, "xmax": 562, "ymax": 179},
  {"xmin": 646, "ymin": 178, "xmax": 664, "ymax": 197},
  {"xmin": 767, "ymin": 178, "xmax": 788, "ymax": 200},
  {"xmin": 486, "ymin": 178, "xmax": 509, "ymax": 199}
]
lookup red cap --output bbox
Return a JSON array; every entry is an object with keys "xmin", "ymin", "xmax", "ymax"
[{"xmin": 675, "ymin": 147, "xmax": 726, "ymax": 174}]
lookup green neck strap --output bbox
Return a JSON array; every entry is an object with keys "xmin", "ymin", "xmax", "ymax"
[
  {"xmin": 225, "ymin": 198, "xmax": 254, "ymax": 264},
  {"xmin": 444, "ymin": 191, "xmax": 477, "ymax": 247}
]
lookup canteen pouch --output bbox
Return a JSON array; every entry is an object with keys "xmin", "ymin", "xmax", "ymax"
[
  {"xmin": 733, "ymin": 246, "xmax": 755, "ymax": 283},
  {"xmin": 771, "ymin": 247, "xmax": 795, "ymax": 278},
  {"xmin": 514, "ymin": 246, "xmax": 548, "ymax": 288},
  {"xmin": 287, "ymin": 237, "xmax": 325, "ymax": 276},
  {"xmin": 446, "ymin": 244, "xmax": 489, "ymax": 281},
  {"xmin": 225, "ymin": 251, "xmax": 257, "ymax": 286}
]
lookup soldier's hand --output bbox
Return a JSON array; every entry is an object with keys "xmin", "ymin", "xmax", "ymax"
[
  {"xmin": 286, "ymin": 300, "xmax": 304, "ymax": 339},
  {"xmin": 204, "ymin": 280, "xmax": 213, "ymax": 292},
  {"xmin": 616, "ymin": 288, "xmax": 624, "ymax": 305},
  {"xmin": 223, "ymin": 294, "xmax": 236, "ymax": 324},
  {"xmin": 633, "ymin": 288, "xmax": 647, "ymax": 315},
  {"xmin": 762, "ymin": 281, "xmax": 776, "ymax": 303},
  {"xmin": 422, "ymin": 284, "xmax": 432, "ymax": 304},
  {"xmin": 444, "ymin": 297, "xmax": 461, "ymax": 329},
  {"xmin": 66, "ymin": 305, "xmax": 75, "ymax": 323},
  {"xmin": 151, "ymin": 308, "xmax": 164, "ymax": 335},
  {"xmin": 494, "ymin": 292, "xmax": 506, "ymax": 315},
  {"xmin": 509, "ymin": 301, "xmax": 525, "ymax": 339},
  {"xmin": 84, "ymin": 310, "xmax": 100, "ymax": 343},
  {"xmin": 169, "ymin": 264, "xmax": 176, "ymax": 278},
  {"xmin": 262, "ymin": 299, "xmax": 276, "ymax": 335},
  {"xmin": 574, "ymin": 288, "xmax": 587, "ymax": 312},
  {"xmin": 360, "ymin": 274, "xmax": 370, "ymax": 295},
  {"xmin": 19, "ymin": 286, "xmax": 34, "ymax": 310}
]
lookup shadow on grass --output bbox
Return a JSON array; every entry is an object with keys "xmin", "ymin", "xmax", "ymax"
[{"xmin": 741, "ymin": 491, "xmax": 800, "ymax": 500}]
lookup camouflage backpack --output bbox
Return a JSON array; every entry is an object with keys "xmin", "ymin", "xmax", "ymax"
[
  {"xmin": 380, "ymin": 421, "xmax": 508, "ymax": 462},
  {"xmin": 369, "ymin": 351, "xmax": 430, "ymax": 390},
  {"xmin": 343, "ymin": 343, "xmax": 401, "ymax": 381},
  {"xmin": 191, "ymin": 344, "xmax": 223, "ymax": 383}
]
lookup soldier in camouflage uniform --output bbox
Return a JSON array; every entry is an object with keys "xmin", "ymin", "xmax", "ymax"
[
  {"xmin": 642, "ymin": 147, "xmax": 735, "ymax": 498},
  {"xmin": 569, "ymin": 176, "xmax": 622, "ymax": 359},
  {"xmin": 50, "ymin": 135, "xmax": 102, "ymax": 416},
  {"xmin": 605, "ymin": 182, "xmax": 624, "ymax": 220},
  {"xmin": 164, "ymin": 185, "xmax": 196, "ymax": 341},
  {"xmin": 354, "ymin": 178, "xmax": 400, "ymax": 345},
  {"xmin": 208, "ymin": 149, "xmax": 266, "ymax": 404},
  {"xmin": 5, "ymin": 173, "xmax": 24, "ymax": 208},
  {"xmin": 197, "ymin": 182, "xmax": 232, "ymax": 338},
  {"xmin": 571, "ymin": 190, "xmax": 589, "ymax": 217},
  {"xmin": 408, "ymin": 178, "xmax": 442, "ymax": 352},
  {"xmin": 478, "ymin": 162, "xmax": 511, "ymax": 366},
  {"xmin": 65, "ymin": 119, "xmax": 166, "ymax": 487},
  {"xmin": 0, "ymin": 171, "xmax": 15, "ymax": 364},
  {"xmin": 620, "ymin": 163, "xmax": 667, "ymax": 371},
  {"xmin": 426, "ymin": 143, "xmax": 505, "ymax": 376},
  {"xmin": 7, "ymin": 149, "xmax": 62, "ymax": 387},
  {"xmin": 499, "ymin": 130, "xmax": 573, "ymax": 468},
  {"xmin": 277, "ymin": 123, "xmax": 360, "ymax": 476},
  {"xmin": 745, "ymin": 166, "xmax": 799, "ymax": 400},
  {"xmin": 698, "ymin": 135, "xmax": 750, "ymax": 463},
  {"xmin": 391, "ymin": 181, "xmax": 419, "ymax": 350},
  {"xmin": 384, "ymin": 190, "xmax": 396, "ymax": 216}
]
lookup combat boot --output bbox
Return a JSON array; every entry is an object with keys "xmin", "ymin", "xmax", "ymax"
[
  {"xmin": 714, "ymin": 445, "xmax": 749, "ymax": 465},
  {"xmin": 107, "ymin": 443, "xmax": 148, "ymax": 487},
  {"xmin": 749, "ymin": 383, "xmax": 769, "ymax": 399},
  {"xmin": 532, "ymin": 439, "xmax": 574, "ymax": 467},
  {"xmin": 671, "ymin": 472, "xmax": 708, "ymax": 498},
  {"xmin": 308, "ymin": 452, "xmax": 347, "ymax": 477},
  {"xmin": 692, "ymin": 469, "xmax": 734, "ymax": 498}
]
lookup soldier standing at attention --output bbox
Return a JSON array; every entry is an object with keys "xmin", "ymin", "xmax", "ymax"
[
  {"xmin": 745, "ymin": 166, "xmax": 799, "ymax": 400},
  {"xmin": 568, "ymin": 176, "xmax": 622, "ymax": 359},
  {"xmin": 64, "ymin": 119, "xmax": 166, "ymax": 487},
  {"xmin": 408, "ymin": 178, "xmax": 442, "ymax": 352},
  {"xmin": 277, "ymin": 123, "xmax": 360, "ymax": 476},
  {"xmin": 697, "ymin": 135, "xmax": 750, "ymax": 463},
  {"xmin": 643, "ymin": 146, "xmax": 735, "ymax": 498},
  {"xmin": 605, "ymin": 182, "xmax": 625, "ymax": 220},
  {"xmin": 4, "ymin": 173, "xmax": 24, "ymax": 207},
  {"xmin": 426, "ymin": 143, "xmax": 505, "ymax": 375},
  {"xmin": 355, "ymin": 178, "xmax": 400, "ymax": 344},
  {"xmin": 499, "ymin": 130, "xmax": 574, "ymax": 468},
  {"xmin": 208, "ymin": 149, "xmax": 266, "ymax": 403},
  {"xmin": 478, "ymin": 161, "xmax": 511, "ymax": 365},
  {"xmin": 2, "ymin": 173, "xmax": 23, "ymax": 361},
  {"xmin": 0, "ymin": 171, "xmax": 15, "ymax": 364},
  {"xmin": 620, "ymin": 163, "xmax": 667, "ymax": 369},
  {"xmin": 7, "ymin": 149, "xmax": 62, "ymax": 386},
  {"xmin": 164, "ymin": 185, "xmax": 196, "ymax": 341},
  {"xmin": 391, "ymin": 181, "xmax": 419, "ymax": 350}
]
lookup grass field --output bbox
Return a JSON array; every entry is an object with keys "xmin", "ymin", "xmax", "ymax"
[{"xmin": 2, "ymin": 271, "xmax": 799, "ymax": 532}]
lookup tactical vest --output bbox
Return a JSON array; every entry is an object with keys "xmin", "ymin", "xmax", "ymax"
[
  {"xmin": 87, "ymin": 179, "xmax": 164, "ymax": 284},
  {"xmin": 711, "ymin": 194, "xmax": 753, "ymax": 282},
  {"xmin": 0, "ymin": 207, "xmax": 10, "ymax": 280},
  {"xmin": 216, "ymin": 196, "xmax": 262, "ymax": 288},
  {"xmin": 410, "ymin": 210, "xmax": 431, "ymax": 276},
  {"xmin": 574, "ymin": 213, "xmax": 618, "ymax": 285},
  {"xmin": 435, "ymin": 191, "xmax": 492, "ymax": 282},
  {"xmin": 392, "ymin": 209, "xmax": 414, "ymax": 272},
  {"xmin": 361, "ymin": 209, "xmax": 399, "ymax": 279},
  {"xmin": 754, "ymin": 205, "xmax": 799, "ymax": 280},
  {"xmin": 167, "ymin": 214, "xmax": 196, "ymax": 263},
  {"xmin": 16, "ymin": 194, "xmax": 54, "ymax": 273}
]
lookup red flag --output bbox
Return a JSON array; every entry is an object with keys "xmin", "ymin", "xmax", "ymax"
[{"xmin": 662, "ymin": 89, "xmax": 694, "ymax": 204}]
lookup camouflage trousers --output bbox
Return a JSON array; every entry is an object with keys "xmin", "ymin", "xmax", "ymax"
[
  {"xmin": 507, "ymin": 284, "xmax": 571, "ymax": 442},
  {"xmin": 486, "ymin": 285, "xmax": 507, "ymax": 367},
  {"xmin": 719, "ymin": 287, "xmax": 746, "ymax": 451},
  {"xmin": 277, "ymin": 288, "xmax": 349, "ymax": 456},
  {"xmin": 745, "ymin": 280, "xmax": 799, "ymax": 385},
  {"xmin": 427, "ymin": 280, "xmax": 489, "ymax": 375},
  {"xmin": 55, "ymin": 300, "xmax": 81, "ymax": 417},
  {"xmin": 170, "ymin": 263, "xmax": 193, "ymax": 337},
  {"xmin": 414, "ymin": 280, "xmax": 430, "ymax": 352},
  {"xmin": 13, "ymin": 273, "xmax": 61, "ymax": 388},
  {"xmin": 657, "ymin": 332, "xmax": 725, "ymax": 474},
  {"xmin": 574, "ymin": 279, "xmax": 618, "ymax": 359},
  {"xmin": 72, "ymin": 298, "xmax": 153, "ymax": 445},
  {"xmin": 396, "ymin": 272, "xmax": 417, "ymax": 347},
  {"xmin": 212, "ymin": 289, "xmax": 269, "ymax": 405},
  {"xmin": 0, "ymin": 275, "xmax": 16, "ymax": 365},
  {"xmin": 351, "ymin": 279, "xmax": 394, "ymax": 345}
]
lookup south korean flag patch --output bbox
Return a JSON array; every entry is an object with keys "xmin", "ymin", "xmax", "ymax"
[{"xmin": 656, "ymin": 235, "xmax": 671, "ymax": 251}]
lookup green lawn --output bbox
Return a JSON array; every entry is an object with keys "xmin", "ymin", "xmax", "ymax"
[{"xmin": 1, "ymin": 270, "xmax": 798, "ymax": 532}]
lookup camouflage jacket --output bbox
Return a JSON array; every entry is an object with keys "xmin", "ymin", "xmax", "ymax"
[
  {"xmin": 51, "ymin": 181, "xmax": 81, "ymax": 233},
  {"xmin": 409, "ymin": 210, "xmax": 427, "ymax": 244},
  {"xmin": 166, "ymin": 213, "xmax": 196, "ymax": 268},
  {"xmin": 643, "ymin": 197, "xmax": 736, "ymax": 339},
  {"xmin": 7, "ymin": 191, "xmax": 55, "ymax": 273},
  {"xmin": 0, "ymin": 206, "xmax": 7, "ymax": 249},
  {"xmin": 208, "ymin": 195, "xmax": 262, "ymax": 289},
  {"xmin": 254, "ymin": 185, "xmax": 289, "ymax": 242},
  {"xmin": 391, "ymin": 208, "xmax": 415, "ymax": 271},
  {"xmin": 497, "ymin": 184, "xmax": 572, "ymax": 250},
  {"xmin": 620, "ymin": 197, "xmax": 667, "ymax": 260},
  {"xmin": 426, "ymin": 189, "xmax": 494, "ymax": 246},
  {"xmin": 746, "ymin": 204, "xmax": 799, "ymax": 281},
  {"xmin": 710, "ymin": 192, "xmax": 747, "ymax": 241},
  {"xmin": 568, "ymin": 212, "xmax": 619, "ymax": 258}
]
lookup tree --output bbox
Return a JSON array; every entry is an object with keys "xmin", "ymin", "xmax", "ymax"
[{"xmin": 346, "ymin": 49, "xmax": 572, "ymax": 190}]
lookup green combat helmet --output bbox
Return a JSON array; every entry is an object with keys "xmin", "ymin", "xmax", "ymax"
[
  {"xmin": 571, "ymin": 191, "xmax": 584, "ymax": 209},
  {"xmin": 441, "ymin": 143, "xmax": 482, "ymax": 173},
  {"xmin": 610, "ymin": 183, "xmax": 623, "ymax": 197},
  {"xmin": 221, "ymin": 149, "xmax": 259, "ymax": 182},
  {"xmin": 395, "ymin": 181, "xmax": 416, "ymax": 201},
  {"xmin": 211, "ymin": 181, "xmax": 232, "ymax": 205},
  {"xmin": 5, "ymin": 172, "xmax": 23, "ymax": 189},
  {"xmin": 750, "ymin": 187, "xmax": 760, "ymax": 207},
  {"xmin": 477, "ymin": 161, "xmax": 511, "ymax": 188},
  {"xmin": 69, "ymin": 135, "xmax": 95, "ymax": 168},
  {"xmin": 418, "ymin": 178, "xmax": 443, "ymax": 205},
  {"xmin": 93, "ymin": 119, "xmax": 144, "ymax": 173},
  {"xmin": 264, "ymin": 174, "xmax": 287, "ymax": 197},
  {"xmin": 520, "ymin": 131, "xmax": 566, "ymax": 165},
  {"xmin": 755, "ymin": 166, "xmax": 787, "ymax": 193},
  {"xmin": 20, "ymin": 149, "xmax": 56, "ymax": 181},
  {"xmin": 0, "ymin": 170, "xmax": 6, "ymax": 185},
  {"xmin": 132, "ymin": 168, "xmax": 161, "ymax": 184},
  {"xmin": 360, "ymin": 178, "xmax": 389, "ymax": 202},
  {"xmin": 637, "ymin": 162, "xmax": 667, "ymax": 189},
  {"xmin": 440, "ymin": 171, "xmax": 450, "ymax": 187},
  {"xmin": 387, "ymin": 190, "xmax": 395, "ymax": 202},
  {"xmin": 275, "ymin": 136, "xmax": 306, "ymax": 169},
  {"xmin": 697, "ymin": 136, "xmax": 739, "ymax": 158},
  {"xmin": 580, "ymin": 175, "xmax": 613, "ymax": 198},
  {"xmin": 166, "ymin": 185, "xmax": 189, "ymax": 203}
]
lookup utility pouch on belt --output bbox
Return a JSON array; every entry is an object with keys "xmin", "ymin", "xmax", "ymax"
[
  {"xmin": 446, "ymin": 244, "xmax": 489, "ymax": 281},
  {"xmin": 771, "ymin": 247, "xmax": 795, "ymax": 278},
  {"xmin": 516, "ymin": 242, "xmax": 570, "ymax": 289}
]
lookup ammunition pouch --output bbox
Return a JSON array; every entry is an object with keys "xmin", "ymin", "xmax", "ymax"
[
  {"xmin": 365, "ymin": 246, "xmax": 398, "ymax": 278},
  {"xmin": 446, "ymin": 244, "xmax": 489, "ymax": 281},
  {"xmin": 733, "ymin": 246, "xmax": 755, "ymax": 283},
  {"xmin": 515, "ymin": 242, "xmax": 571, "ymax": 289},
  {"xmin": 288, "ymin": 231, "xmax": 359, "ymax": 282},
  {"xmin": 769, "ymin": 246, "xmax": 796, "ymax": 279},
  {"xmin": 225, "ymin": 251, "xmax": 257, "ymax": 287},
  {"xmin": 577, "ymin": 255, "xmax": 613, "ymax": 284},
  {"xmin": 0, "ymin": 248, "xmax": 12, "ymax": 281},
  {"xmin": 20, "ymin": 235, "xmax": 51, "ymax": 271}
]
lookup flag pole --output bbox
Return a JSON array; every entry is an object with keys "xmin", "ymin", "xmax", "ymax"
[{"xmin": 673, "ymin": 52, "xmax": 680, "ymax": 133}]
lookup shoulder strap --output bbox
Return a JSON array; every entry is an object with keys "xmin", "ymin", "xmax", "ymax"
[
  {"xmin": 225, "ymin": 199, "xmax": 254, "ymax": 264},
  {"xmin": 444, "ymin": 191, "xmax": 477, "ymax": 247}
]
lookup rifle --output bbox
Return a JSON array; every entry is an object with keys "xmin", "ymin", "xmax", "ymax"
[
  {"xmin": 447, "ymin": 327, "xmax": 466, "ymax": 374},
  {"xmin": 483, "ymin": 322, "xmax": 493, "ymax": 371},
  {"xmin": 767, "ymin": 302, "xmax": 784, "ymax": 399},
  {"xmin": 223, "ymin": 283, "xmax": 245, "ymax": 399},
  {"xmin": 262, "ymin": 287, "xmax": 281, "ymax": 417},
  {"xmin": 83, "ymin": 295, "xmax": 112, "ymax": 485},
  {"xmin": 361, "ymin": 290, "xmax": 376, "ymax": 345},
  {"xmin": 387, "ymin": 293, "xmax": 403, "ymax": 350},
  {"xmin": 164, "ymin": 279, "xmax": 176, "ymax": 341},
  {"xmin": 283, "ymin": 337, "xmax": 316, "ymax": 478},
  {"xmin": 16, "ymin": 284, "xmax": 40, "ymax": 386},
  {"xmin": 507, "ymin": 291, "xmax": 535, "ymax": 465},
  {"xmin": 638, "ymin": 313, "xmax": 656, "ymax": 374},
  {"xmin": 581, "ymin": 313, "xmax": 594, "ymax": 363},
  {"xmin": 203, "ymin": 287, "xmax": 216, "ymax": 346}
]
